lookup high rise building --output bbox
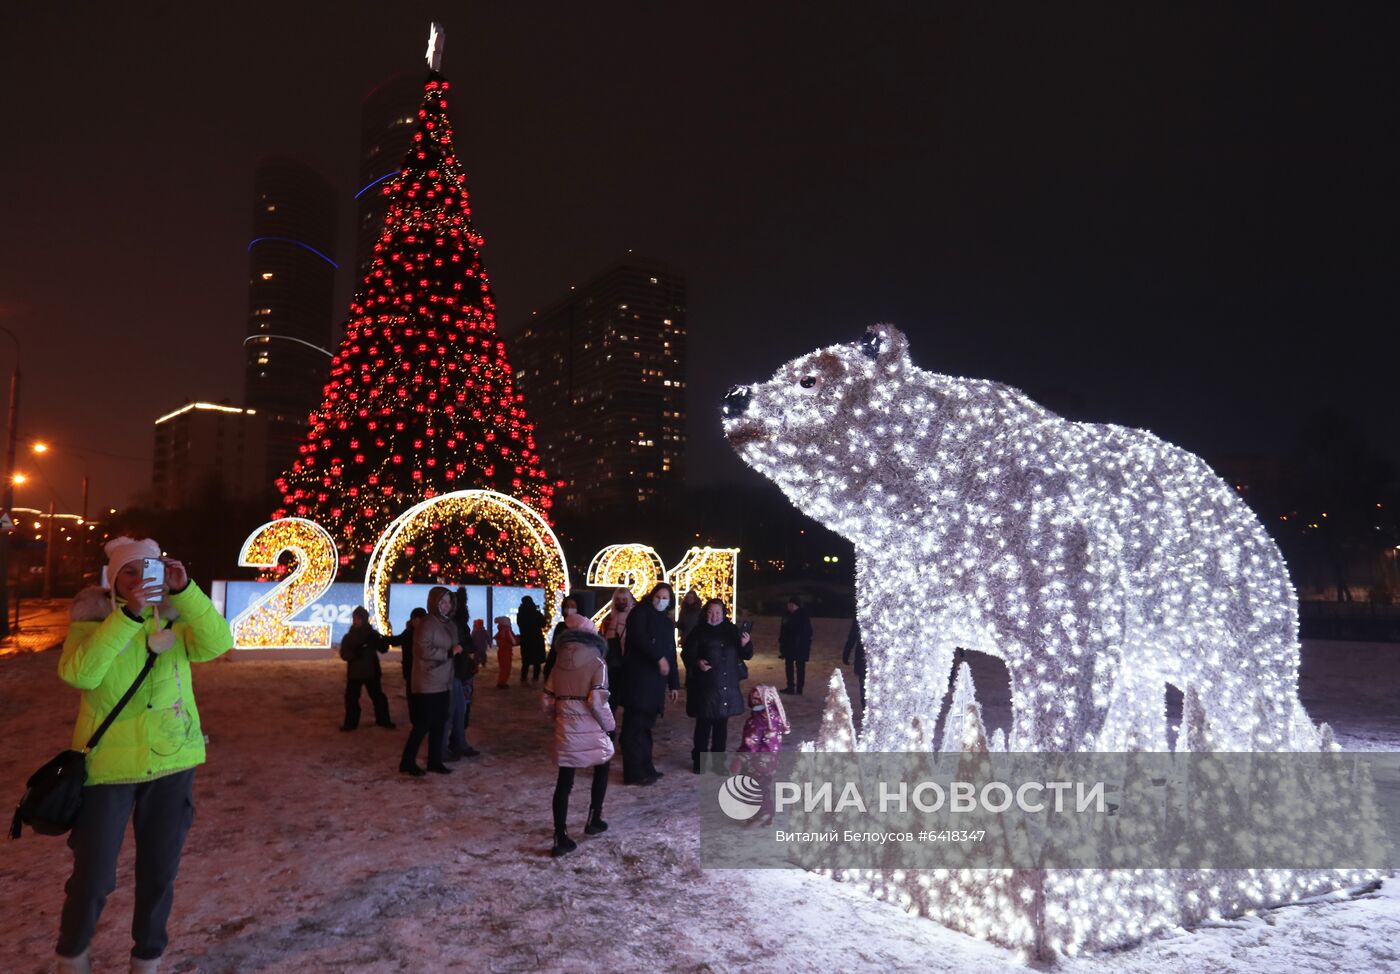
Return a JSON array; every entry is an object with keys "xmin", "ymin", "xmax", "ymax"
[
  {"xmin": 512, "ymin": 258, "xmax": 688, "ymax": 511},
  {"xmin": 151, "ymin": 402, "xmax": 271, "ymax": 508},
  {"xmin": 244, "ymin": 157, "xmax": 338, "ymax": 481},
  {"xmin": 353, "ymin": 73, "xmax": 422, "ymax": 285}
]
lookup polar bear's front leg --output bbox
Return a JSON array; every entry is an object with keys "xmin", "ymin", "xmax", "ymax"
[
  {"xmin": 1011, "ymin": 527, "xmax": 1126, "ymax": 751},
  {"xmin": 854, "ymin": 577, "xmax": 955, "ymax": 752}
]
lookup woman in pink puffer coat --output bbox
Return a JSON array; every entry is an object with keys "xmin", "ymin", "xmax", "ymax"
[{"xmin": 542, "ymin": 624, "xmax": 615, "ymax": 856}]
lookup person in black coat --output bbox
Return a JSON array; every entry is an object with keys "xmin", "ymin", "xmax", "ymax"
[
  {"xmin": 387, "ymin": 607, "xmax": 427, "ymax": 697},
  {"xmin": 682, "ymin": 599, "xmax": 752, "ymax": 773},
  {"xmin": 543, "ymin": 594, "xmax": 585, "ymax": 679},
  {"xmin": 516, "ymin": 596, "xmax": 548, "ymax": 685},
  {"xmin": 842, "ymin": 617, "xmax": 866, "ymax": 709},
  {"xmin": 339, "ymin": 607, "xmax": 395, "ymax": 730},
  {"xmin": 778, "ymin": 597, "xmax": 813, "ymax": 695},
  {"xmin": 619, "ymin": 582, "xmax": 680, "ymax": 784}
]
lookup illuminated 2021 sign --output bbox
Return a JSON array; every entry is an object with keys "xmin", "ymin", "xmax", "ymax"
[{"xmin": 229, "ymin": 489, "xmax": 737, "ymax": 650}]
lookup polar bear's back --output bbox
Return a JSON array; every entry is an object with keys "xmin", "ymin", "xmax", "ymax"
[{"xmin": 1061, "ymin": 419, "xmax": 1295, "ymax": 636}]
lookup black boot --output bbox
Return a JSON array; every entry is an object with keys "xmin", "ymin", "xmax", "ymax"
[
  {"xmin": 551, "ymin": 830, "xmax": 578, "ymax": 856},
  {"xmin": 692, "ymin": 749, "xmax": 701, "ymax": 774},
  {"xmin": 585, "ymin": 806, "xmax": 609, "ymax": 835}
]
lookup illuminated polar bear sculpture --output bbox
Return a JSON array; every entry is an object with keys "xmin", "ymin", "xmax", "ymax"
[{"xmin": 723, "ymin": 325, "xmax": 1311, "ymax": 752}]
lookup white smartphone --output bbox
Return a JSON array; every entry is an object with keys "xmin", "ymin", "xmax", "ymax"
[{"xmin": 142, "ymin": 557, "xmax": 166, "ymax": 602}]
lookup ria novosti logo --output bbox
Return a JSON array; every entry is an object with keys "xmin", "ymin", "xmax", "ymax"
[{"xmin": 717, "ymin": 775, "xmax": 764, "ymax": 821}]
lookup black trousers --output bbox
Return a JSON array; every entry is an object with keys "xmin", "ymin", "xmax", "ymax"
[
  {"xmin": 57, "ymin": 768, "xmax": 196, "ymax": 960},
  {"xmin": 693, "ymin": 717, "xmax": 729, "ymax": 754},
  {"xmin": 552, "ymin": 764, "xmax": 609, "ymax": 832},
  {"xmin": 521, "ymin": 660, "xmax": 542, "ymax": 683},
  {"xmin": 785, "ymin": 657, "xmax": 807, "ymax": 692},
  {"xmin": 620, "ymin": 708, "xmax": 659, "ymax": 781},
  {"xmin": 345, "ymin": 675, "xmax": 391, "ymax": 728},
  {"xmin": 402, "ymin": 691, "xmax": 449, "ymax": 769}
]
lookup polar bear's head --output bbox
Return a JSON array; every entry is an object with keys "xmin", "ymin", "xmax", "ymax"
[{"xmin": 722, "ymin": 324, "xmax": 919, "ymax": 535}]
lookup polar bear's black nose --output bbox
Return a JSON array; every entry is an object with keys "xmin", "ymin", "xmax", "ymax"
[{"xmin": 722, "ymin": 385, "xmax": 752, "ymax": 418}]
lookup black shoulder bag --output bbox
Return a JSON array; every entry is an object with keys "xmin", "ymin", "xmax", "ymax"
[{"xmin": 10, "ymin": 650, "xmax": 157, "ymax": 839}]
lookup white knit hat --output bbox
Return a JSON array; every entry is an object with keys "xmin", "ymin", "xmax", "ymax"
[{"xmin": 104, "ymin": 536, "xmax": 161, "ymax": 591}]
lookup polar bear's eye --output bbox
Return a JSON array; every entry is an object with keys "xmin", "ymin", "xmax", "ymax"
[{"xmin": 800, "ymin": 375, "xmax": 818, "ymax": 389}]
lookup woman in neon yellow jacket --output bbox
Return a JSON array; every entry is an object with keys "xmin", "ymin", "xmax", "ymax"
[{"xmin": 54, "ymin": 536, "xmax": 232, "ymax": 974}]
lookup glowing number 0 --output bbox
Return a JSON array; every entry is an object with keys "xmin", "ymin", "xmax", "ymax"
[{"xmin": 231, "ymin": 518, "xmax": 338, "ymax": 649}]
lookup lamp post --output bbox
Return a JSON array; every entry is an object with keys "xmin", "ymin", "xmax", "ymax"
[
  {"xmin": 27, "ymin": 441, "xmax": 92, "ymax": 598},
  {"xmin": 0, "ymin": 325, "xmax": 19, "ymax": 639}
]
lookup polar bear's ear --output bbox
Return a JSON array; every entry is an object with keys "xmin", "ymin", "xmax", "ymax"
[{"xmin": 858, "ymin": 324, "xmax": 910, "ymax": 368}]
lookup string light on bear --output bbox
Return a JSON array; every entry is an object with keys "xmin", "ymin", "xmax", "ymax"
[{"xmin": 724, "ymin": 324, "xmax": 1312, "ymax": 755}]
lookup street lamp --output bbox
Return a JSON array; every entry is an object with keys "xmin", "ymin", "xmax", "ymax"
[{"xmin": 25, "ymin": 440, "xmax": 91, "ymax": 598}]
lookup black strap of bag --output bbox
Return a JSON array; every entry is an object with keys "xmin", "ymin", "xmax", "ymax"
[
  {"xmin": 10, "ymin": 649, "xmax": 157, "ymax": 839},
  {"xmin": 84, "ymin": 649, "xmax": 158, "ymax": 751}
]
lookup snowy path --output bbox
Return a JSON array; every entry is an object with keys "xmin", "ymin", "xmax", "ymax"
[{"xmin": 1, "ymin": 618, "xmax": 1398, "ymax": 973}]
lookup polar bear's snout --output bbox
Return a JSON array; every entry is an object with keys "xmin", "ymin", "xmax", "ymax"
[{"xmin": 721, "ymin": 385, "xmax": 753, "ymax": 417}]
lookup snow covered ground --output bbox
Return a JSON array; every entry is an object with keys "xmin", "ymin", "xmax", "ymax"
[{"xmin": 1, "ymin": 617, "xmax": 1398, "ymax": 973}]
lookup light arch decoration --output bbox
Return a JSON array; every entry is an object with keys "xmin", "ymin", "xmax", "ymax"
[{"xmin": 364, "ymin": 489, "xmax": 569, "ymax": 636}]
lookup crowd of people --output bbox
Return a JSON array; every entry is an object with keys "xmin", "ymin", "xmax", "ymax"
[
  {"xmin": 42, "ymin": 537, "xmax": 816, "ymax": 972},
  {"xmin": 340, "ymin": 581, "xmax": 778, "ymax": 849}
]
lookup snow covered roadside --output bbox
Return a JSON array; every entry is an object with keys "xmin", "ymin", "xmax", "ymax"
[{"xmin": 0, "ymin": 619, "xmax": 1397, "ymax": 973}]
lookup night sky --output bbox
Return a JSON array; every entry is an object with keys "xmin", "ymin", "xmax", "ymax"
[{"xmin": 3, "ymin": 3, "xmax": 1396, "ymax": 516}]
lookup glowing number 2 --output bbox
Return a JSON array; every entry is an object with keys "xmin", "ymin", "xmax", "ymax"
[
  {"xmin": 231, "ymin": 518, "xmax": 339, "ymax": 649},
  {"xmin": 586, "ymin": 543, "xmax": 667, "ymax": 627}
]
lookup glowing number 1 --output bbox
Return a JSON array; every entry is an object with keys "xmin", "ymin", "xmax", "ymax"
[
  {"xmin": 231, "ymin": 518, "xmax": 338, "ymax": 649},
  {"xmin": 668, "ymin": 547, "xmax": 740, "ymax": 623}
]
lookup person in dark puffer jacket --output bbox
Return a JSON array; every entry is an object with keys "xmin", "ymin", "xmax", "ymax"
[
  {"xmin": 339, "ymin": 607, "xmax": 394, "ymax": 731},
  {"xmin": 682, "ymin": 598, "xmax": 752, "ymax": 773}
]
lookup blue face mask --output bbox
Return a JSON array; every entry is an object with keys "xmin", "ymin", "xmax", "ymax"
[
  {"xmin": 752, "ymin": 703, "xmax": 765, "ymax": 712},
  {"xmin": 653, "ymin": 597, "xmax": 670, "ymax": 611}
]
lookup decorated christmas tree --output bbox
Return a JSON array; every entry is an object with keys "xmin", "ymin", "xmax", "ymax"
[{"xmin": 273, "ymin": 46, "xmax": 554, "ymax": 576}]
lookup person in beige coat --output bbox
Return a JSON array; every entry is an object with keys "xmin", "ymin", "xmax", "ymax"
[
  {"xmin": 542, "ymin": 627, "xmax": 615, "ymax": 856},
  {"xmin": 400, "ymin": 586, "xmax": 461, "ymax": 776}
]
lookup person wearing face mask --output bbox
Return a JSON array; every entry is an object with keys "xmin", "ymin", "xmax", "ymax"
[
  {"xmin": 681, "ymin": 599, "xmax": 752, "ymax": 773},
  {"xmin": 619, "ymin": 582, "xmax": 680, "ymax": 785},
  {"xmin": 544, "ymin": 595, "xmax": 596, "ymax": 679},
  {"xmin": 599, "ymin": 588, "xmax": 634, "ymax": 723}
]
